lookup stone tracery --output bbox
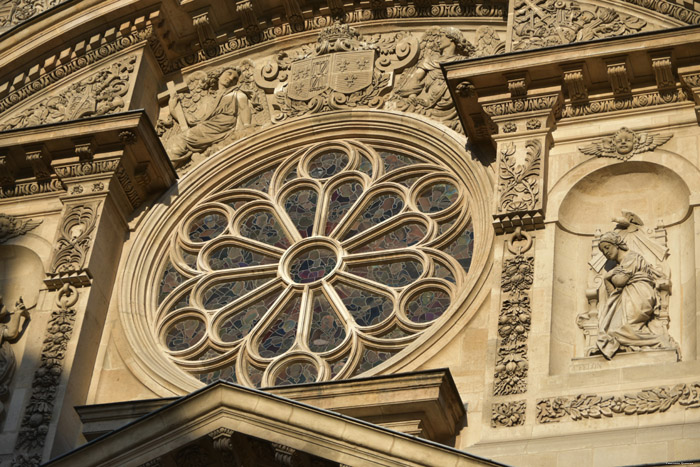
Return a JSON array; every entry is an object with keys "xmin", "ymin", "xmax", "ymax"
[{"xmin": 154, "ymin": 138, "xmax": 474, "ymax": 388}]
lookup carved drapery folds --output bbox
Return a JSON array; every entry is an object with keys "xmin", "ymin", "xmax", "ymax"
[
  {"xmin": 0, "ymin": 56, "xmax": 138, "ymax": 132},
  {"xmin": 577, "ymin": 212, "xmax": 679, "ymax": 359},
  {"xmin": 578, "ymin": 127, "xmax": 673, "ymax": 161},
  {"xmin": 12, "ymin": 284, "xmax": 78, "ymax": 466},
  {"xmin": 512, "ymin": 0, "xmax": 647, "ymax": 51},
  {"xmin": 494, "ymin": 229, "xmax": 533, "ymax": 397},
  {"xmin": 0, "ymin": 214, "xmax": 41, "ymax": 243},
  {"xmin": 45, "ymin": 203, "xmax": 100, "ymax": 289},
  {"xmin": 537, "ymin": 382, "xmax": 700, "ymax": 424}
]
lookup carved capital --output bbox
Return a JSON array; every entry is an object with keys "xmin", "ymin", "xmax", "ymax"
[
  {"xmin": 606, "ymin": 59, "xmax": 632, "ymax": 97},
  {"xmin": 72, "ymin": 137, "xmax": 96, "ymax": 160}
]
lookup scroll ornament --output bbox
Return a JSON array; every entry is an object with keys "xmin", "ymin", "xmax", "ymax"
[
  {"xmin": 0, "ymin": 214, "xmax": 41, "ymax": 243},
  {"xmin": 50, "ymin": 204, "xmax": 99, "ymax": 275},
  {"xmin": 578, "ymin": 127, "xmax": 673, "ymax": 161}
]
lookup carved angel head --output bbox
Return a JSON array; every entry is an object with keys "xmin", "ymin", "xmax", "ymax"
[
  {"xmin": 424, "ymin": 27, "xmax": 474, "ymax": 57},
  {"xmin": 613, "ymin": 127, "xmax": 635, "ymax": 155}
]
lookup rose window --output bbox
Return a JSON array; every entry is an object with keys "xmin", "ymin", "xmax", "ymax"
[{"xmin": 155, "ymin": 139, "xmax": 474, "ymax": 388}]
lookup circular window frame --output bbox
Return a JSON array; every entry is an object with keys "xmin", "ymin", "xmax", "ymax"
[{"xmin": 119, "ymin": 111, "xmax": 494, "ymax": 396}]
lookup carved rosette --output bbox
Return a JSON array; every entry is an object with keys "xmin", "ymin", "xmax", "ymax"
[
  {"xmin": 494, "ymin": 229, "xmax": 533, "ymax": 398},
  {"xmin": 492, "ymin": 400, "xmax": 526, "ymax": 427},
  {"xmin": 12, "ymin": 284, "xmax": 79, "ymax": 466}
]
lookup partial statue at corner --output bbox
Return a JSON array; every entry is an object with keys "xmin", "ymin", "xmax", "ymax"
[
  {"xmin": 578, "ymin": 211, "xmax": 679, "ymax": 360},
  {"xmin": 0, "ymin": 296, "xmax": 30, "ymax": 417}
]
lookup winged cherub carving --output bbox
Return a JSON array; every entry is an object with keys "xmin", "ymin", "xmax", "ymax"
[
  {"xmin": 578, "ymin": 127, "xmax": 672, "ymax": 161},
  {"xmin": 0, "ymin": 215, "xmax": 41, "ymax": 244}
]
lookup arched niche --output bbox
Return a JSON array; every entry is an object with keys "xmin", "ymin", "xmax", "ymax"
[
  {"xmin": 0, "ymin": 245, "xmax": 44, "ymax": 308},
  {"xmin": 550, "ymin": 160, "xmax": 696, "ymax": 374}
]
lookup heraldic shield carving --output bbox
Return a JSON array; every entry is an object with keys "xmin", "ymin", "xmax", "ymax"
[{"xmin": 287, "ymin": 50, "xmax": 375, "ymax": 100}]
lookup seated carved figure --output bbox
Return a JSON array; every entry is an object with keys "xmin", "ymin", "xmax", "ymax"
[
  {"xmin": 595, "ymin": 231, "xmax": 677, "ymax": 359},
  {"xmin": 166, "ymin": 67, "xmax": 253, "ymax": 166}
]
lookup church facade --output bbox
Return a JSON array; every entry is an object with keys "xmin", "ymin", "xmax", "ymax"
[{"xmin": 0, "ymin": 0, "xmax": 699, "ymax": 465}]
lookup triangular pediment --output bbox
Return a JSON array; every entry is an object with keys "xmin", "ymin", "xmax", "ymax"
[{"xmin": 47, "ymin": 381, "xmax": 500, "ymax": 467}]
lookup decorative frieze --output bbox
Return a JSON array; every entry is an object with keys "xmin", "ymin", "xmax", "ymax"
[
  {"xmin": 0, "ymin": 179, "xmax": 64, "ymax": 199},
  {"xmin": 482, "ymin": 95, "xmax": 560, "ymax": 118},
  {"xmin": 561, "ymin": 88, "xmax": 688, "ymax": 118},
  {"xmin": 537, "ymin": 382, "xmax": 700, "ymax": 424},
  {"xmin": 13, "ymin": 284, "xmax": 79, "ymax": 466},
  {"xmin": 578, "ymin": 127, "xmax": 673, "ymax": 161},
  {"xmin": 0, "ymin": 214, "xmax": 41, "ymax": 243},
  {"xmin": 492, "ymin": 400, "xmax": 526, "ymax": 427},
  {"xmin": 53, "ymin": 159, "xmax": 120, "ymax": 178}
]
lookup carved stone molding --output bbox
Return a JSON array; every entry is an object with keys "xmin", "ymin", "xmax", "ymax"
[
  {"xmin": 606, "ymin": 60, "xmax": 632, "ymax": 97},
  {"xmin": 0, "ymin": 214, "xmax": 41, "ymax": 243},
  {"xmin": 578, "ymin": 127, "xmax": 673, "ymax": 161},
  {"xmin": 0, "ymin": 0, "xmax": 71, "ymax": 36},
  {"xmin": 491, "ymin": 400, "xmax": 526, "ymax": 427},
  {"xmin": 561, "ymin": 88, "xmax": 688, "ymax": 118},
  {"xmin": 537, "ymin": 382, "xmax": 700, "ymax": 424},
  {"xmin": 562, "ymin": 67, "xmax": 588, "ymax": 104},
  {"xmin": 45, "ymin": 203, "xmax": 100, "ymax": 289},
  {"xmin": 12, "ymin": 284, "xmax": 79, "ymax": 466},
  {"xmin": 619, "ymin": 0, "xmax": 700, "ymax": 25},
  {"xmin": 651, "ymin": 55, "xmax": 676, "ymax": 92},
  {"xmin": 494, "ymin": 229, "xmax": 533, "ymax": 396},
  {"xmin": 0, "ymin": 55, "xmax": 138, "ymax": 132}
]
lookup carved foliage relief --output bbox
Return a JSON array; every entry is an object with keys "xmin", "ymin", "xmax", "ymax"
[
  {"xmin": 0, "ymin": 0, "xmax": 69, "ymax": 35},
  {"xmin": 537, "ymin": 382, "xmax": 700, "ymax": 423},
  {"xmin": 498, "ymin": 140, "xmax": 542, "ymax": 214},
  {"xmin": 0, "ymin": 56, "xmax": 137, "ymax": 131},
  {"xmin": 513, "ymin": 0, "xmax": 648, "ymax": 51},
  {"xmin": 492, "ymin": 400, "xmax": 526, "ymax": 427},
  {"xmin": 494, "ymin": 230, "xmax": 533, "ymax": 396},
  {"xmin": 13, "ymin": 284, "xmax": 78, "ymax": 465}
]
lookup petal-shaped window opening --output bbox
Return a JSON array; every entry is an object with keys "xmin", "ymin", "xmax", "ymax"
[
  {"xmin": 343, "ymin": 193, "xmax": 404, "ymax": 239},
  {"xmin": 346, "ymin": 259, "xmax": 423, "ymax": 288}
]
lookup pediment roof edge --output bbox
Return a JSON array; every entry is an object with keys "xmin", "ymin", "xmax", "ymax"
[{"xmin": 47, "ymin": 381, "xmax": 503, "ymax": 467}]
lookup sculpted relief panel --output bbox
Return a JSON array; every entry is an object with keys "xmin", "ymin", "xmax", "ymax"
[
  {"xmin": 577, "ymin": 212, "xmax": 679, "ymax": 359},
  {"xmin": 157, "ymin": 22, "xmax": 504, "ymax": 170}
]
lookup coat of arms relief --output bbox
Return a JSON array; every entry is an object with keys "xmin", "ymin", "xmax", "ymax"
[{"xmin": 156, "ymin": 22, "xmax": 501, "ymax": 170}]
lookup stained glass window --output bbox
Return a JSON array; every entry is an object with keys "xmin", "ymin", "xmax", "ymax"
[{"xmin": 155, "ymin": 139, "xmax": 474, "ymax": 387}]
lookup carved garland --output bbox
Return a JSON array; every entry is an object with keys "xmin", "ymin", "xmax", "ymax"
[
  {"xmin": 12, "ymin": 284, "xmax": 79, "ymax": 467},
  {"xmin": 537, "ymin": 382, "xmax": 700, "ymax": 423},
  {"xmin": 494, "ymin": 229, "xmax": 533, "ymax": 397}
]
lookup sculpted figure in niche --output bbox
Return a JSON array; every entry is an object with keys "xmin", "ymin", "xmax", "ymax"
[
  {"xmin": 594, "ymin": 231, "xmax": 677, "ymax": 359},
  {"xmin": 164, "ymin": 67, "xmax": 258, "ymax": 167},
  {"xmin": 389, "ymin": 27, "xmax": 474, "ymax": 130},
  {"xmin": 0, "ymin": 296, "xmax": 30, "ymax": 417}
]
